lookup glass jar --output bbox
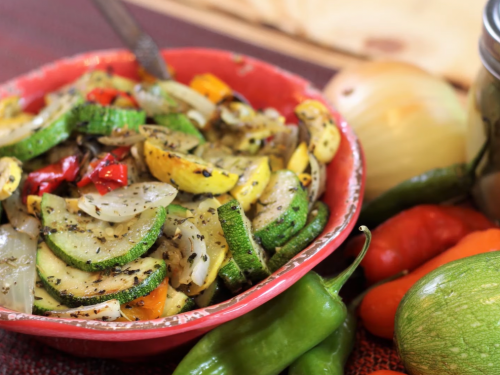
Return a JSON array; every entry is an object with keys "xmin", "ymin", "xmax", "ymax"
[{"xmin": 467, "ymin": 0, "xmax": 500, "ymax": 222}]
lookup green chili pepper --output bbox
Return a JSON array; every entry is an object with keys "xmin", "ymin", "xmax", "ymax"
[
  {"xmin": 172, "ymin": 227, "xmax": 371, "ymax": 375},
  {"xmin": 288, "ymin": 312, "xmax": 356, "ymax": 375},
  {"xmin": 358, "ymin": 140, "xmax": 488, "ymax": 229}
]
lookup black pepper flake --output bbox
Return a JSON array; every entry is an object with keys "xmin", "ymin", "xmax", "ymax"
[
  {"xmin": 187, "ymin": 253, "xmax": 197, "ymax": 264},
  {"xmin": 292, "ymin": 206, "xmax": 300, "ymax": 212},
  {"xmin": 133, "ymin": 276, "xmax": 140, "ymax": 285},
  {"xmin": 98, "ymin": 290, "xmax": 106, "ymax": 294},
  {"xmin": 55, "ymin": 279, "xmax": 61, "ymax": 285},
  {"xmin": 277, "ymin": 206, "xmax": 283, "ymax": 210},
  {"xmin": 202, "ymin": 170, "xmax": 212, "ymax": 178},
  {"xmin": 8, "ymin": 175, "xmax": 15, "ymax": 183},
  {"xmin": 86, "ymin": 260, "xmax": 92, "ymax": 264}
]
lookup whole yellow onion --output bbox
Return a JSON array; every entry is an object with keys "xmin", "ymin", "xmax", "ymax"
[{"xmin": 324, "ymin": 61, "xmax": 466, "ymax": 201}]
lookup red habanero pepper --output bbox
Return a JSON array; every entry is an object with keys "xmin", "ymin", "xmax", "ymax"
[
  {"xmin": 345, "ymin": 204, "xmax": 494, "ymax": 285},
  {"xmin": 86, "ymin": 88, "xmax": 138, "ymax": 107},
  {"xmin": 77, "ymin": 147, "xmax": 129, "ymax": 195},
  {"xmin": 22, "ymin": 155, "xmax": 79, "ymax": 203}
]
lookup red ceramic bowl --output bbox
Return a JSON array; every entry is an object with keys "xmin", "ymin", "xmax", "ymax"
[{"xmin": 0, "ymin": 48, "xmax": 364, "ymax": 360}]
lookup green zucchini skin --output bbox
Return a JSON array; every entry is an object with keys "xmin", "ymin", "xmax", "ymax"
[
  {"xmin": 37, "ymin": 242, "xmax": 167, "ymax": 307},
  {"xmin": 193, "ymin": 278, "xmax": 230, "ymax": 308},
  {"xmin": 218, "ymin": 252, "xmax": 249, "ymax": 293},
  {"xmin": 253, "ymin": 170, "xmax": 309, "ymax": 251},
  {"xmin": 75, "ymin": 103, "xmax": 146, "ymax": 135},
  {"xmin": 395, "ymin": 251, "xmax": 500, "ymax": 375},
  {"xmin": 0, "ymin": 97, "xmax": 82, "ymax": 161},
  {"xmin": 33, "ymin": 279, "xmax": 68, "ymax": 315},
  {"xmin": 268, "ymin": 201, "xmax": 329, "ymax": 272},
  {"xmin": 154, "ymin": 113, "xmax": 205, "ymax": 143},
  {"xmin": 42, "ymin": 194, "xmax": 166, "ymax": 272},
  {"xmin": 218, "ymin": 200, "xmax": 270, "ymax": 282}
]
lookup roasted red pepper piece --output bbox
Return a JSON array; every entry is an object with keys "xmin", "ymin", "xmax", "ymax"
[
  {"xmin": 86, "ymin": 88, "xmax": 138, "ymax": 107},
  {"xmin": 22, "ymin": 155, "xmax": 80, "ymax": 203},
  {"xmin": 345, "ymin": 204, "xmax": 495, "ymax": 284},
  {"xmin": 77, "ymin": 147, "xmax": 129, "ymax": 195}
]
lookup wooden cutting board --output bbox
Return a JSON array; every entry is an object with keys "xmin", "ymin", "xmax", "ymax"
[{"xmin": 129, "ymin": 0, "xmax": 486, "ymax": 87}]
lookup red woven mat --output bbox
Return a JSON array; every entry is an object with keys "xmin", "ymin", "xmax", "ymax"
[
  {"xmin": 0, "ymin": 322, "xmax": 405, "ymax": 375},
  {"xmin": 0, "ymin": 0, "xmax": 406, "ymax": 373}
]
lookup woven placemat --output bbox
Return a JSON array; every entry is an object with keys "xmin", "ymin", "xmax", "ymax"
[{"xmin": 0, "ymin": 0, "xmax": 405, "ymax": 373}]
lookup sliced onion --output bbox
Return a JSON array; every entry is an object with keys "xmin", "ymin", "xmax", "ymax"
[
  {"xmin": 186, "ymin": 109, "xmax": 207, "ymax": 129},
  {"xmin": 307, "ymin": 153, "xmax": 325, "ymax": 210},
  {"xmin": 0, "ymin": 224, "xmax": 37, "ymax": 314},
  {"xmin": 262, "ymin": 125, "xmax": 298, "ymax": 165},
  {"xmin": 158, "ymin": 81, "xmax": 216, "ymax": 120},
  {"xmin": 98, "ymin": 130, "xmax": 145, "ymax": 146},
  {"xmin": 151, "ymin": 216, "xmax": 209, "ymax": 287},
  {"xmin": 78, "ymin": 182, "xmax": 178, "ymax": 223},
  {"xmin": 131, "ymin": 142, "xmax": 147, "ymax": 174},
  {"xmin": 139, "ymin": 125, "xmax": 200, "ymax": 152},
  {"xmin": 133, "ymin": 84, "xmax": 179, "ymax": 116},
  {"xmin": 0, "ymin": 94, "xmax": 79, "ymax": 148},
  {"xmin": 3, "ymin": 189, "xmax": 41, "ymax": 240},
  {"xmin": 44, "ymin": 300, "xmax": 121, "ymax": 321}
]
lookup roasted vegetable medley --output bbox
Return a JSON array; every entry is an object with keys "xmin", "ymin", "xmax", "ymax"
[{"xmin": 0, "ymin": 69, "xmax": 340, "ymax": 321}]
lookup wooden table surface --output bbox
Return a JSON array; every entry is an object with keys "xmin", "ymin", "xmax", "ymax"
[{"xmin": 131, "ymin": 0, "xmax": 487, "ymax": 88}]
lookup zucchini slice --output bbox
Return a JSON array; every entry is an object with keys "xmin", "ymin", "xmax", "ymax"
[
  {"xmin": 218, "ymin": 252, "xmax": 249, "ymax": 293},
  {"xmin": 41, "ymin": 300, "xmax": 122, "ymax": 321},
  {"xmin": 42, "ymin": 193, "xmax": 166, "ymax": 271},
  {"xmin": 37, "ymin": 242, "xmax": 167, "ymax": 307},
  {"xmin": 0, "ymin": 95, "xmax": 82, "ymax": 161},
  {"xmin": 268, "ymin": 201, "xmax": 329, "ymax": 272},
  {"xmin": 218, "ymin": 199, "xmax": 270, "ymax": 282},
  {"xmin": 162, "ymin": 285, "xmax": 196, "ymax": 317},
  {"xmin": 33, "ymin": 277, "xmax": 68, "ymax": 315},
  {"xmin": 252, "ymin": 170, "xmax": 309, "ymax": 251},
  {"xmin": 144, "ymin": 140, "xmax": 238, "ymax": 195},
  {"xmin": 154, "ymin": 113, "xmax": 205, "ymax": 143},
  {"xmin": 74, "ymin": 104, "xmax": 146, "ymax": 135},
  {"xmin": 193, "ymin": 278, "xmax": 230, "ymax": 308}
]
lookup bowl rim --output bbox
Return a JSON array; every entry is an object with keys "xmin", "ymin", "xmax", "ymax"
[{"xmin": 0, "ymin": 48, "xmax": 364, "ymax": 338}]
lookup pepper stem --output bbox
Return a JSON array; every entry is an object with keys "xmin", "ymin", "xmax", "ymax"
[{"xmin": 324, "ymin": 226, "xmax": 371, "ymax": 296}]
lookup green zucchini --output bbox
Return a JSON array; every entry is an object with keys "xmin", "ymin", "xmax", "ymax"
[
  {"xmin": 166, "ymin": 203, "xmax": 191, "ymax": 218},
  {"xmin": 252, "ymin": 170, "xmax": 309, "ymax": 251},
  {"xmin": 218, "ymin": 200, "xmax": 270, "ymax": 282},
  {"xmin": 33, "ymin": 277, "xmax": 68, "ymax": 315},
  {"xmin": 75, "ymin": 103, "xmax": 146, "ymax": 135},
  {"xmin": 154, "ymin": 113, "xmax": 205, "ymax": 143},
  {"xmin": 395, "ymin": 251, "xmax": 500, "ymax": 375},
  {"xmin": 268, "ymin": 201, "xmax": 329, "ymax": 272},
  {"xmin": 42, "ymin": 193, "xmax": 166, "ymax": 271},
  {"xmin": 218, "ymin": 252, "xmax": 249, "ymax": 293},
  {"xmin": 193, "ymin": 278, "xmax": 230, "ymax": 308},
  {"xmin": 37, "ymin": 242, "xmax": 166, "ymax": 307},
  {"xmin": 162, "ymin": 285, "xmax": 195, "ymax": 316},
  {"xmin": 0, "ymin": 95, "xmax": 82, "ymax": 161}
]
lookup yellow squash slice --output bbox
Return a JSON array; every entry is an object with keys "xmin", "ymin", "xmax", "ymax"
[
  {"xmin": 144, "ymin": 140, "xmax": 238, "ymax": 194},
  {"xmin": 0, "ymin": 157, "xmax": 22, "ymax": 201},
  {"xmin": 295, "ymin": 100, "xmax": 341, "ymax": 164}
]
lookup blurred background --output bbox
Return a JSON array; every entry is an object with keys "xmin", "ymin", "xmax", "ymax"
[{"xmin": 0, "ymin": 0, "xmax": 486, "ymax": 89}]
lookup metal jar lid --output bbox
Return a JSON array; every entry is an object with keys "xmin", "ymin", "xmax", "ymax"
[{"xmin": 481, "ymin": 0, "xmax": 500, "ymax": 79}]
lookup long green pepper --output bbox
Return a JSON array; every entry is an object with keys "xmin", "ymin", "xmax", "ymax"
[
  {"xmin": 172, "ymin": 227, "xmax": 371, "ymax": 375},
  {"xmin": 288, "ymin": 312, "xmax": 356, "ymax": 375},
  {"xmin": 358, "ymin": 139, "xmax": 488, "ymax": 229}
]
